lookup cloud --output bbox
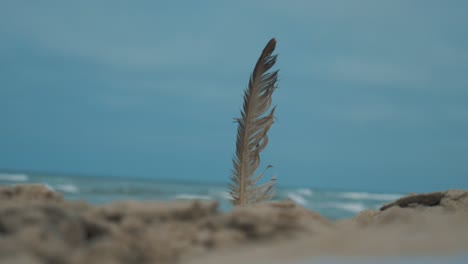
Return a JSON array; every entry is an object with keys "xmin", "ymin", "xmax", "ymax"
[
  {"xmin": 446, "ymin": 107, "xmax": 468, "ymax": 122},
  {"xmin": 320, "ymin": 58, "xmax": 430, "ymax": 86},
  {"xmin": 0, "ymin": 2, "xmax": 229, "ymax": 71},
  {"xmin": 319, "ymin": 103, "xmax": 410, "ymax": 124},
  {"xmin": 95, "ymin": 80, "xmax": 241, "ymax": 111}
]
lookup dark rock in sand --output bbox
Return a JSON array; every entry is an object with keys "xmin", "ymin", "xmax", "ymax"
[
  {"xmin": 352, "ymin": 189, "xmax": 468, "ymax": 228},
  {"xmin": 380, "ymin": 190, "xmax": 468, "ymax": 211},
  {"xmin": 380, "ymin": 191, "xmax": 444, "ymax": 210}
]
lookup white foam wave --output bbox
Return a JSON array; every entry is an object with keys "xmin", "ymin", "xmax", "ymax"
[
  {"xmin": 287, "ymin": 192, "xmax": 308, "ymax": 206},
  {"xmin": 0, "ymin": 173, "xmax": 29, "ymax": 182},
  {"xmin": 218, "ymin": 191, "xmax": 232, "ymax": 200},
  {"xmin": 56, "ymin": 184, "xmax": 79, "ymax": 194},
  {"xmin": 174, "ymin": 194, "xmax": 213, "ymax": 200},
  {"xmin": 327, "ymin": 202, "xmax": 367, "ymax": 213},
  {"xmin": 296, "ymin": 188, "xmax": 314, "ymax": 196},
  {"xmin": 42, "ymin": 184, "xmax": 55, "ymax": 191},
  {"xmin": 340, "ymin": 192, "xmax": 401, "ymax": 201}
]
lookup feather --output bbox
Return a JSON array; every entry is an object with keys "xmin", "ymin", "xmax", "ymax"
[{"xmin": 229, "ymin": 38, "xmax": 279, "ymax": 206}]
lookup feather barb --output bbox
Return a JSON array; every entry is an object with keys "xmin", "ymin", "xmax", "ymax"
[{"xmin": 229, "ymin": 38, "xmax": 279, "ymax": 206}]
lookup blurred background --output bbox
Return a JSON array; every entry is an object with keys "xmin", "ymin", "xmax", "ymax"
[{"xmin": 1, "ymin": 1, "xmax": 468, "ymax": 215}]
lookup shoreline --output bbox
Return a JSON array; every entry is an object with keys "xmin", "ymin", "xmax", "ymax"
[{"xmin": 1, "ymin": 185, "xmax": 467, "ymax": 264}]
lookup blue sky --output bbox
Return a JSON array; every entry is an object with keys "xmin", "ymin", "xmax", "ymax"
[{"xmin": 1, "ymin": 1, "xmax": 467, "ymax": 193}]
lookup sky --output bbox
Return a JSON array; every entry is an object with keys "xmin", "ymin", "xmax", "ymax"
[{"xmin": 1, "ymin": 1, "xmax": 468, "ymax": 193}]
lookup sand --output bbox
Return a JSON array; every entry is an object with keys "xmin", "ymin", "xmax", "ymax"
[{"xmin": 0, "ymin": 185, "xmax": 467, "ymax": 264}]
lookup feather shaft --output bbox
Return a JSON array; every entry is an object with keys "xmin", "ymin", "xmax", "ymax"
[{"xmin": 229, "ymin": 38, "xmax": 279, "ymax": 206}]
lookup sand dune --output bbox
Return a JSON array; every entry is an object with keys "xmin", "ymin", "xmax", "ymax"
[{"xmin": 0, "ymin": 185, "xmax": 467, "ymax": 264}]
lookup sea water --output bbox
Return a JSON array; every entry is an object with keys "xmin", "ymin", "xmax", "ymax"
[{"xmin": 0, "ymin": 171, "xmax": 403, "ymax": 220}]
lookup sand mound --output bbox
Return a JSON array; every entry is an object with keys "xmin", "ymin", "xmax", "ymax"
[{"xmin": 0, "ymin": 185, "xmax": 467, "ymax": 264}]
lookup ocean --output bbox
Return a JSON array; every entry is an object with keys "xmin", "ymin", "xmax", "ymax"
[{"xmin": 0, "ymin": 171, "xmax": 403, "ymax": 220}]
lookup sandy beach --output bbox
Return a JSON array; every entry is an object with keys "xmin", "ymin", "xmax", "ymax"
[{"xmin": 0, "ymin": 184, "xmax": 467, "ymax": 264}]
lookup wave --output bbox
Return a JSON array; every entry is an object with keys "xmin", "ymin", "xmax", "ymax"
[
  {"xmin": 215, "ymin": 191, "xmax": 232, "ymax": 200},
  {"xmin": 43, "ymin": 184, "xmax": 54, "ymax": 191},
  {"xmin": 325, "ymin": 202, "xmax": 367, "ymax": 213},
  {"xmin": 296, "ymin": 188, "xmax": 314, "ymax": 196},
  {"xmin": 339, "ymin": 192, "xmax": 402, "ymax": 201},
  {"xmin": 286, "ymin": 192, "xmax": 308, "ymax": 206},
  {"xmin": 56, "ymin": 184, "xmax": 79, "ymax": 194},
  {"xmin": 0, "ymin": 173, "xmax": 29, "ymax": 182},
  {"xmin": 174, "ymin": 194, "xmax": 213, "ymax": 200}
]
